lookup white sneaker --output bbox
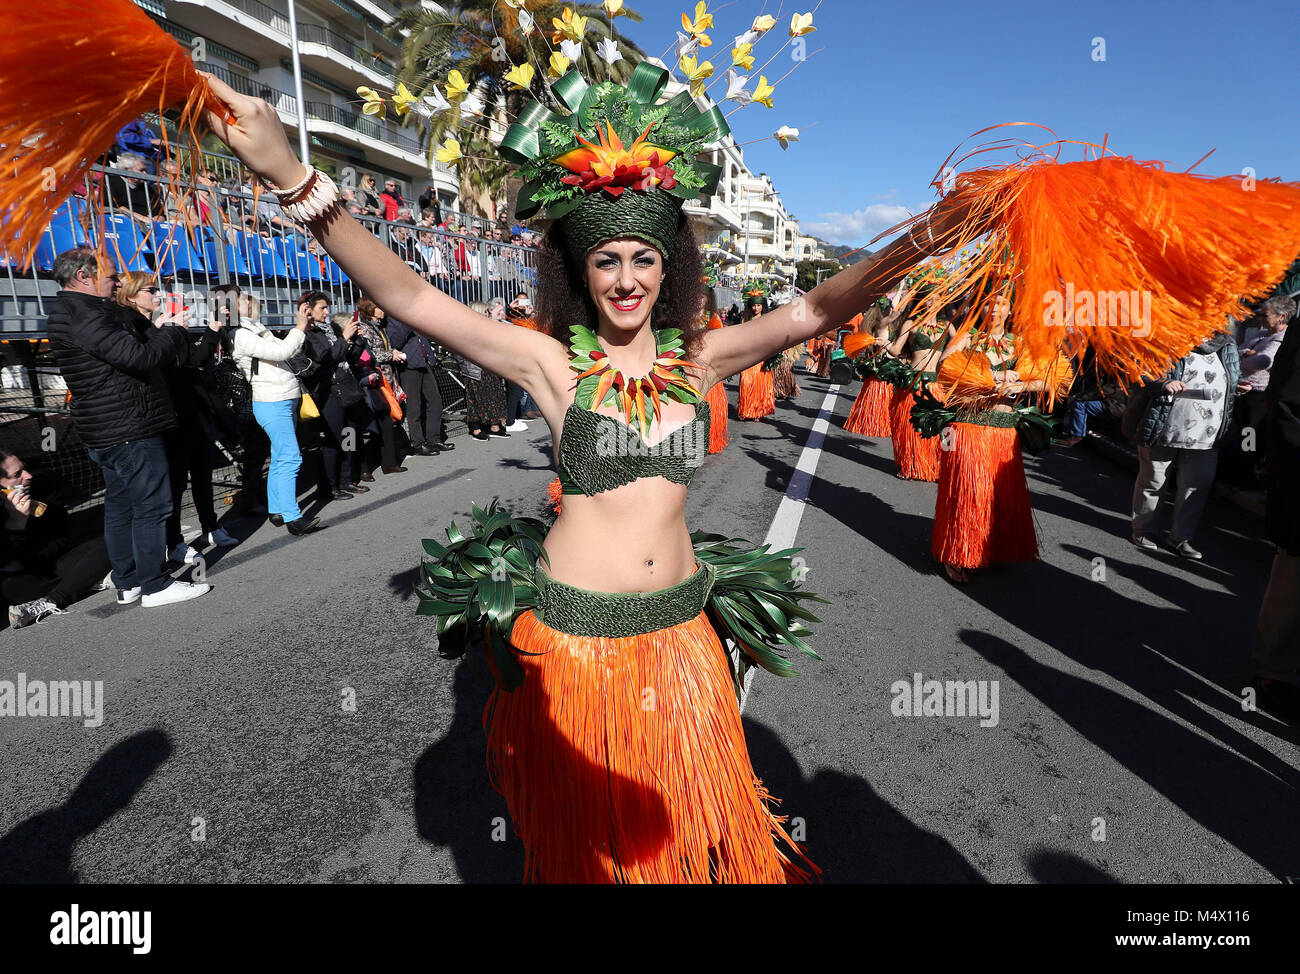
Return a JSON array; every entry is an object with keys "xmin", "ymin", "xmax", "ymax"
[
  {"xmin": 97, "ymin": 571, "xmax": 115, "ymax": 592},
  {"xmin": 169, "ymin": 543, "xmax": 201, "ymax": 565},
  {"xmin": 206, "ymin": 527, "xmax": 238, "ymax": 547},
  {"xmin": 117, "ymin": 587, "xmax": 142, "ymax": 605},
  {"xmin": 141, "ymin": 579, "xmax": 211, "ymax": 608},
  {"xmin": 506, "ymin": 420, "xmax": 529, "ymax": 432}
]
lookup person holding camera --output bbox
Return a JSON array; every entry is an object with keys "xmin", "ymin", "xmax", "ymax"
[
  {"xmin": 230, "ymin": 295, "xmax": 321, "ymax": 535},
  {"xmin": 354, "ymin": 297, "xmax": 407, "ymax": 474},
  {"xmin": 3, "ymin": 450, "xmax": 113, "ymax": 629},
  {"xmin": 45, "ymin": 248, "xmax": 210, "ymax": 609},
  {"xmin": 116, "ymin": 271, "xmax": 236, "ymax": 564}
]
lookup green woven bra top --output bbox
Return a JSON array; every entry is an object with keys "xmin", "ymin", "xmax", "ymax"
[
  {"xmin": 556, "ymin": 399, "xmax": 712, "ymax": 496},
  {"xmin": 910, "ymin": 328, "xmax": 948, "ymax": 351}
]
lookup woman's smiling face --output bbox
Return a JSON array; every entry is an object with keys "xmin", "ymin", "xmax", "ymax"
[{"xmin": 583, "ymin": 237, "xmax": 663, "ymax": 335}]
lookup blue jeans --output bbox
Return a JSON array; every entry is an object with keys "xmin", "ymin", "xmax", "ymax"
[
  {"xmin": 252, "ymin": 399, "xmax": 303, "ymax": 522},
  {"xmin": 86, "ymin": 436, "xmax": 173, "ymax": 595},
  {"xmin": 1065, "ymin": 399, "xmax": 1104, "ymax": 438}
]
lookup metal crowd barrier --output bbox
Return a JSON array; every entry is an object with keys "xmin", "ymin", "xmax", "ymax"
[{"xmin": 0, "ymin": 163, "xmax": 543, "ymax": 512}]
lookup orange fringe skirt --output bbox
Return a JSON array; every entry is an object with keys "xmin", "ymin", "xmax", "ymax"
[
  {"xmin": 931, "ymin": 419, "xmax": 1038, "ymax": 569},
  {"xmin": 706, "ymin": 381, "xmax": 730, "ymax": 452},
  {"xmin": 737, "ymin": 364, "xmax": 776, "ymax": 419},
  {"xmin": 889, "ymin": 387, "xmax": 941, "ymax": 481},
  {"xmin": 844, "ymin": 377, "xmax": 893, "ymax": 436},
  {"xmin": 489, "ymin": 603, "xmax": 815, "ymax": 883}
]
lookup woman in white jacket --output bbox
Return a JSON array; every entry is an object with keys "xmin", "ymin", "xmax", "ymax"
[{"xmin": 230, "ymin": 294, "xmax": 319, "ymax": 535}]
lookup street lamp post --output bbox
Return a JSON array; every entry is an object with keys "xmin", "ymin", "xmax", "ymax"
[{"xmin": 285, "ymin": 0, "xmax": 311, "ymax": 163}]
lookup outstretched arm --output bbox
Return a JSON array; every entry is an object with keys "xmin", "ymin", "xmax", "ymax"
[
  {"xmin": 198, "ymin": 73, "xmax": 564, "ymax": 410},
  {"xmin": 697, "ymin": 202, "xmax": 972, "ymax": 384}
]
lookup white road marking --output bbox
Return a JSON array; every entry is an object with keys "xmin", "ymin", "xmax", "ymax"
[{"xmin": 739, "ymin": 382, "xmax": 841, "ymax": 712}]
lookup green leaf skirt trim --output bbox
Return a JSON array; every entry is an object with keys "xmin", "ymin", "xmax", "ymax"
[{"xmin": 417, "ymin": 500, "xmax": 828, "ymax": 691}]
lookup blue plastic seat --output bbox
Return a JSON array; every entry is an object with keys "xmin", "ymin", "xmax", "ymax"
[
  {"xmin": 151, "ymin": 221, "xmax": 208, "ymax": 277},
  {"xmin": 98, "ymin": 213, "xmax": 152, "ymax": 272},
  {"xmin": 43, "ymin": 198, "xmax": 91, "ymax": 266},
  {"xmin": 237, "ymin": 232, "xmax": 289, "ymax": 280},
  {"xmin": 33, "ymin": 227, "xmax": 59, "ymax": 272},
  {"xmin": 323, "ymin": 256, "xmax": 349, "ymax": 285},
  {"xmin": 202, "ymin": 234, "xmax": 250, "ymax": 280},
  {"xmin": 293, "ymin": 250, "xmax": 325, "ymax": 281},
  {"xmin": 272, "ymin": 237, "xmax": 307, "ymax": 281}
]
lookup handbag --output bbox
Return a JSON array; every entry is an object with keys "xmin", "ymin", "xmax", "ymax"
[
  {"xmin": 376, "ymin": 373, "xmax": 404, "ymax": 422},
  {"xmin": 299, "ymin": 392, "xmax": 320, "ymax": 420},
  {"xmin": 210, "ymin": 355, "xmax": 254, "ymax": 425}
]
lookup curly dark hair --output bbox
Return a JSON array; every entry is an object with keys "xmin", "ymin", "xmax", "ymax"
[{"xmin": 534, "ymin": 214, "xmax": 706, "ymax": 355}]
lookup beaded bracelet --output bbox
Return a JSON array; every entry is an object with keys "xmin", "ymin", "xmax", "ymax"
[
  {"xmin": 263, "ymin": 166, "xmax": 341, "ymax": 223},
  {"xmin": 261, "ymin": 164, "xmax": 313, "ymax": 201}
]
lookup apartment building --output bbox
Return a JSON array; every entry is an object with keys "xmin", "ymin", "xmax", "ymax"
[{"xmin": 133, "ymin": 0, "xmax": 460, "ymax": 208}]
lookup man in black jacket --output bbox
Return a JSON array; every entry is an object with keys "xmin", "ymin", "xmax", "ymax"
[
  {"xmin": 387, "ymin": 315, "xmax": 451, "ymax": 456},
  {"xmin": 45, "ymin": 248, "xmax": 209, "ymax": 609}
]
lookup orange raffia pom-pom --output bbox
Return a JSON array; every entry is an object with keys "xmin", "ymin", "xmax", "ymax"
[
  {"xmin": 0, "ymin": 0, "xmax": 227, "ymax": 265},
  {"xmin": 879, "ymin": 127, "xmax": 1300, "ymax": 384},
  {"xmin": 842, "ymin": 332, "xmax": 875, "ymax": 359}
]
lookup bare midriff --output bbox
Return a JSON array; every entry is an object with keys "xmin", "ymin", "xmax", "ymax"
[{"xmin": 542, "ymin": 480, "xmax": 698, "ymax": 592}]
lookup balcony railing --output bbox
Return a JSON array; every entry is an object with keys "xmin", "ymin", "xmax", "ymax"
[
  {"xmin": 297, "ymin": 22, "xmax": 394, "ymax": 79},
  {"xmin": 199, "ymin": 62, "xmax": 299, "ymax": 115},
  {"xmin": 304, "ymin": 101, "xmax": 424, "ymax": 154},
  {"xmin": 221, "ymin": 0, "xmax": 292, "ymax": 34}
]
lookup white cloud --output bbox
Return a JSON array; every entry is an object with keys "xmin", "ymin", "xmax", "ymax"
[{"xmin": 803, "ymin": 204, "xmax": 914, "ymax": 246}]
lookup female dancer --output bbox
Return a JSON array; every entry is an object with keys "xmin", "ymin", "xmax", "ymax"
[
  {"xmin": 702, "ymin": 301, "xmax": 731, "ymax": 452},
  {"xmin": 929, "ymin": 292, "xmax": 1068, "ymax": 582},
  {"xmin": 772, "ymin": 344, "xmax": 804, "ymax": 401},
  {"xmin": 885, "ymin": 299, "xmax": 959, "ymax": 480},
  {"xmin": 198, "ymin": 64, "xmax": 973, "ymax": 883},
  {"xmin": 736, "ymin": 292, "xmax": 777, "ymax": 421},
  {"xmin": 842, "ymin": 300, "xmax": 894, "ymax": 436}
]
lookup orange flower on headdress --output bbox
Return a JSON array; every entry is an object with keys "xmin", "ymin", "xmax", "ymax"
[{"xmin": 553, "ymin": 122, "xmax": 679, "ymax": 197}]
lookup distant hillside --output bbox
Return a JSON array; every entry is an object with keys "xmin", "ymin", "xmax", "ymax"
[{"xmin": 815, "ymin": 239, "xmax": 874, "ymax": 265}]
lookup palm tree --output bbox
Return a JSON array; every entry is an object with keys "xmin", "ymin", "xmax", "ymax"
[{"xmin": 387, "ymin": 1, "xmax": 647, "ymax": 218}]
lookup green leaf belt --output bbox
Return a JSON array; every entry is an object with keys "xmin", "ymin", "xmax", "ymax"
[
  {"xmin": 417, "ymin": 501, "xmax": 827, "ymax": 692},
  {"xmin": 535, "ymin": 558, "xmax": 716, "ymax": 637}
]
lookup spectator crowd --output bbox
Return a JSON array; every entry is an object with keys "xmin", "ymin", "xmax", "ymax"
[{"xmin": 3, "ymin": 242, "xmax": 539, "ymax": 629}]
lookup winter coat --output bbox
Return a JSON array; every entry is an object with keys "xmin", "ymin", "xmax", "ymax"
[
  {"xmin": 45, "ymin": 290, "xmax": 187, "ymax": 449},
  {"xmin": 230, "ymin": 319, "xmax": 305, "ymax": 403}
]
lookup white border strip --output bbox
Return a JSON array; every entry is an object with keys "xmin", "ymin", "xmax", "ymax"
[{"xmin": 739, "ymin": 383, "xmax": 841, "ymax": 712}]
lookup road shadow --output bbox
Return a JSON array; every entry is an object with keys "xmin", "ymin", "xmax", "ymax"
[
  {"xmin": 0, "ymin": 728, "xmax": 173, "ymax": 882},
  {"xmin": 960, "ymin": 629, "xmax": 1299, "ymax": 880},
  {"xmin": 1023, "ymin": 847, "xmax": 1119, "ymax": 883},
  {"xmin": 743, "ymin": 718, "xmax": 986, "ymax": 883},
  {"xmin": 412, "ymin": 655, "xmax": 525, "ymax": 883}
]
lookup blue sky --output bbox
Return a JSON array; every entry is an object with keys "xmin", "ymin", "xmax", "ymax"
[{"xmin": 617, "ymin": 0, "xmax": 1300, "ymax": 247}]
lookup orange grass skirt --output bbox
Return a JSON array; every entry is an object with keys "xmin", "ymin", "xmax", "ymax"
[
  {"xmin": 487, "ymin": 608, "xmax": 816, "ymax": 883},
  {"xmin": 889, "ymin": 387, "xmax": 941, "ymax": 481},
  {"xmin": 844, "ymin": 377, "xmax": 893, "ymax": 437},
  {"xmin": 931, "ymin": 421, "xmax": 1038, "ymax": 569},
  {"xmin": 706, "ymin": 382, "xmax": 730, "ymax": 452},
  {"xmin": 737, "ymin": 364, "xmax": 776, "ymax": 419}
]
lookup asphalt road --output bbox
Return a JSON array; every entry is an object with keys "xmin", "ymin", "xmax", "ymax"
[{"xmin": 1, "ymin": 373, "xmax": 1296, "ymax": 884}]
